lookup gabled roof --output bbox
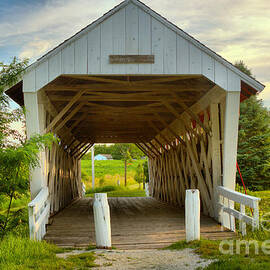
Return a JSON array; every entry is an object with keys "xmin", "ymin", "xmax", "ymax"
[
  {"xmin": 25, "ymin": 0, "xmax": 264, "ymax": 92},
  {"xmin": 5, "ymin": 0, "xmax": 265, "ymax": 106}
]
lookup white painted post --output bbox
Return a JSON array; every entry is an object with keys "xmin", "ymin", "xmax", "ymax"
[
  {"xmin": 185, "ymin": 189, "xmax": 200, "ymax": 242},
  {"xmin": 222, "ymin": 91, "xmax": 240, "ymax": 231},
  {"xmin": 240, "ymin": 204, "xmax": 246, "ymax": 235},
  {"xmin": 92, "ymin": 145, "xmax": 95, "ymax": 189},
  {"xmin": 93, "ymin": 193, "xmax": 111, "ymax": 249},
  {"xmin": 28, "ymin": 206, "xmax": 36, "ymax": 240},
  {"xmin": 145, "ymin": 183, "xmax": 149, "ymax": 197},
  {"xmin": 252, "ymin": 200, "xmax": 260, "ymax": 231},
  {"xmin": 24, "ymin": 92, "xmax": 46, "ymax": 199}
]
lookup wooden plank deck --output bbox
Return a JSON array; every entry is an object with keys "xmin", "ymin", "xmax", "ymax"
[{"xmin": 44, "ymin": 197, "xmax": 235, "ymax": 249}]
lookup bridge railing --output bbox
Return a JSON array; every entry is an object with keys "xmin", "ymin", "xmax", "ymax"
[
  {"xmin": 82, "ymin": 183, "xmax": 86, "ymax": 197},
  {"xmin": 217, "ymin": 186, "xmax": 261, "ymax": 235},
  {"xmin": 28, "ymin": 186, "xmax": 50, "ymax": 240}
]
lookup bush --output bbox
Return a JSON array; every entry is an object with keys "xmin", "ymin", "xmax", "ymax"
[{"xmin": 85, "ymin": 185, "xmax": 117, "ymax": 195}]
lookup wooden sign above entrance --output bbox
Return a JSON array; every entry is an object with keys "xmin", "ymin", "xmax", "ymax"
[{"xmin": 109, "ymin": 55, "xmax": 154, "ymax": 64}]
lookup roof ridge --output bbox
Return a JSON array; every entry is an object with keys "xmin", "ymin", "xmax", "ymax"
[{"xmin": 25, "ymin": 0, "xmax": 264, "ymax": 91}]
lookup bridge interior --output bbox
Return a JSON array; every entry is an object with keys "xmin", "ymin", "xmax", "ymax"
[{"xmin": 44, "ymin": 197, "xmax": 234, "ymax": 249}]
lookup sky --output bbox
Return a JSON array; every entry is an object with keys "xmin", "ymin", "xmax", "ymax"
[{"xmin": 0, "ymin": 0, "xmax": 269, "ymax": 106}]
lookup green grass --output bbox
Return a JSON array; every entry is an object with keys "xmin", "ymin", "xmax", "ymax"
[
  {"xmin": 166, "ymin": 239, "xmax": 270, "ymax": 270},
  {"xmin": 0, "ymin": 235, "xmax": 97, "ymax": 270},
  {"xmin": 86, "ymin": 185, "xmax": 146, "ymax": 197},
  {"xmin": 81, "ymin": 159, "xmax": 144, "ymax": 189}
]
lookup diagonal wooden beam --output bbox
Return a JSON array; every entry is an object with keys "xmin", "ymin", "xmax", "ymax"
[
  {"xmin": 148, "ymin": 141, "xmax": 161, "ymax": 155},
  {"xmin": 78, "ymin": 143, "xmax": 93, "ymax": 160},
  {"xmin": 162, "ymin": 101, "xmax": 194, "ymax": 132},
  {"xmin": 70, "ymin": 112, "xmax": 89, "ymax": 131},
  {"xmin": 139, "ymin": 143, "xmax": 157, "ymax": 158},
  {"xmin": 154, "ymin": 113, "xmax": 186, "ymax": 147},
  {"xmin": 170, "ymin": 92, "xmax": 211, "ymax": 135},
  {"xmin": 70, "ymin": 141, "xmax": 85, "ymax": 157},
  {"xmin": 141, "ymin": 142, "xmax": 160, "ymax": 157},
  {"xmin": 76, "ymin": 143, "xmax": 93, "ymax": 159},
  {"xmin": 152, "ymin": 137, "xmax": 168, "ymax": 152},
  {"xmin": 135, "ymin": 143, "xmax": 153, "ymax": 158},
  {"xmin": 148, "ymin": 121, "xmax": 174, "ymax": 148},
  {"xmin": 45, "ymin": 90, "xmax": 86, "ymax": 133},
  {"xmin": 54, "ymin": 102, "xmax": 85, "ymax": 133},
  {"xmin": 38, "ymin": 90, "xmax": 80, "ymax": 146}
]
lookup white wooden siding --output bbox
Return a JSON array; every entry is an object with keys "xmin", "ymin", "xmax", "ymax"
[
  {"xmin": 88, "ymin": 26, "xmax": 101, "ymax": 74},
  {"xmin": 125, "ymin": 3, "xmax": 139, "ymax": 74},
  {"xmin": 22, "ymin": 2, "xmax": 243, "ymax": 93},
  {"xmin": 112, "ymin": 8, "xmax": 126, "ymax": 74}
]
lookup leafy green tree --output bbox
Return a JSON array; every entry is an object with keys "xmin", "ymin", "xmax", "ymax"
[
  {"xmin": 235, "ymin": 61, "xmax": 270, "ymax": 190},
  {"xmin": 0, "ymin": 57, "xmax": 56, "ymax": 238},
  {"xmin": 0, "ymin": 134, "xmax": 55, "ymax": 239},
  {"xmin": 119, "ymin": 144, "xmax": 133, "ymax": 186},
  {"xmin": 0, "ymin": 57, "xmax": 28, "ymax": 147},
  {"xmin": 134, "ymin": 163, "xmax": 144, "ymax": 189}
]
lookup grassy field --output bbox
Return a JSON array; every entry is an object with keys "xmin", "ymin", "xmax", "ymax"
[
  {"xmin": 81, "ymin": 159, "xmax": 145, "ymax": 190},
  {"xmin": 0, "ymin": 235, "xmax": 97, "ymax": 270}
]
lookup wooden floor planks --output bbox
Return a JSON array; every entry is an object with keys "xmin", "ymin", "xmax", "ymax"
[{"xmin": 44, "ymin": 197, "xmax": 235, "ymax": 249}]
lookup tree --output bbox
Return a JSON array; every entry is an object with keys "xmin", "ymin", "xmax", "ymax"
[
  {"xmin": 118, "ymin": 144, "xmax": 133, "ymax": 186},
  {"xmin": 0, "ymin": 57, "xmax": 28, "ymax": 147},
  {"xmin": 0, "ymin": 134, "xmax": 55, "ymax": 239},
  {"xmin": 0, "ymin": 57, "xmax": 56, "ymax": 239},
  {"xmin": 235, "ymin": 61, "xmax": 270, "ymax": 190},
  {"xmin": 134, "ymin": 163, "xmax": 144, "ymax": 189}
]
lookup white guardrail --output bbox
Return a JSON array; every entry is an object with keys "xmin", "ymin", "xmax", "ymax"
[
  {"xmin": 217, "ymin": 186, "xmax": 261, "ymax": 235},
  {"xmin": 28, "ymin": 187, "xmax": 50, "ymax": 240}
]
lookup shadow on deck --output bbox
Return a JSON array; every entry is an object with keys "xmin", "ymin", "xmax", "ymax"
[{"xmin": 44, "ymin": 197, "xmax": 235, "ymax": 249}]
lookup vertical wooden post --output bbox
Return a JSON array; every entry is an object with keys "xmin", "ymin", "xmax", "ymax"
[
  {"xmin": 185, "ymin": 189, "xmax": 200, "ymax": 242},
  {"xmin": 222, "ymin": 91, "xmax": 240, "ymax": 231},
  {"xmin": 93, "ymin": 193, "xmax": 111, "ymax": 249},
  {"xmin": 240, "ymin": 204, "xmax": 246, "ymax": 235},
  {"xmin": 92, "ymin": 145, "xmax": 95, "ymax": 189},
  {"xmin": 253, "ymin": 200, "xmax": 260, "ymax": 231},
  {"xmin": 28, "ymin": 205, "xmax": 35, "ymax": 240},
  {"xmin": 24, "ymin": 92, "xmax": 46, "ymax": 199},
  {"xmin": 210, "ymin": 103, "xmax": 222, "ymax": 220}
]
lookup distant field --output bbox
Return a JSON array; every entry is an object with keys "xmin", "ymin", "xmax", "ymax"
[{"xmin": 81, "ymin": 159, "xmax": 145, "ymax": 189}]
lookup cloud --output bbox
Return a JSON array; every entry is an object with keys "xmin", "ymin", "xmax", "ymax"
[
  {"xmin": 19, "ymin": 39, "xmax": 54, "ymax": 59},
  {"xmin": 258, "ymin": 82, "xmax": 270, "ymax": 107},
  {"xmin": 0, "ymin": 0, "xmax": 269, "ymax": 105}
]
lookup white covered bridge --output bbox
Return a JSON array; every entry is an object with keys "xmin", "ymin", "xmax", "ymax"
[{"xmin": 6, "ymin": 0, "xmax": 264, "ymax": 248}]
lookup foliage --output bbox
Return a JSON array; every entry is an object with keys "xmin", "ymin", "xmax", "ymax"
[
  {"xmin": 235, "ymin": 60, "xmax": 253, "ymax": 77},
  {"xmin": 0, "ymin": 235, "xmax": 97, "ymax": 270},
  {"xmin": 143, "ymin": 160, "xmax": 149, "ymax": 183},
  {"xmin": 82, "ymin": 143, "xmax": 145, "ymax": 160},
  {"xmin": 0, "ymin": 133, "xmax": 55, "ymax": 239},
  {"xmin": 234, "ymin": 61, "xmax": 270, "ymax": 190},
  {"xmin": 0, "ymin": 57, "xmax": 28, "ymax": 147},
  {"xmin": 134, "ymin": 163, "xmax": 144, "ymax": 188},
  {"xmin": 86, "ymin": 185, "xmax": 146, "ymax": 197},
  {"xmin": 238, "ymin": 96, "xmax": 270, "ymax": 190},
  {"xmin": 86, "ymin": 185, "xmax": 117, "ymax": 195}
]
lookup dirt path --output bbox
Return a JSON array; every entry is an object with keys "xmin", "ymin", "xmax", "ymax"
[{"xmin": 57, "ymin": 248, "xmax": 213, "ymax": 269}]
